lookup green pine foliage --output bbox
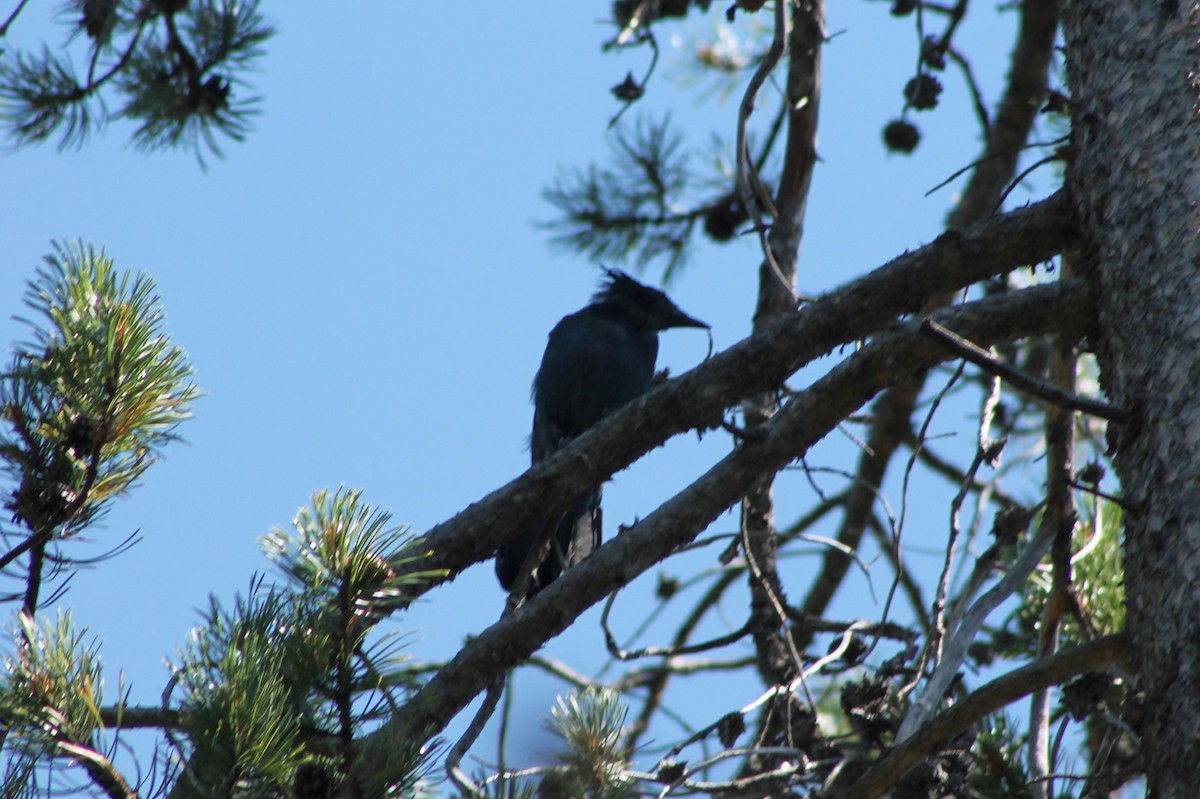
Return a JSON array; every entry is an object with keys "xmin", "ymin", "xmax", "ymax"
[
  {"xmin": 970, "ymin": 714, "xmax": 1033, "ymax": 799},
  {"xmin": 0, "ymin": 243, "xmax": 197, "ymax": 794},
  {"xmin": 0, "ymin": 1, "xmax": 274, "ymax": 161},
  {"xmin": 170, "ymin": 586, "xmax": 315, "ymax": 797},
  {"xmin": 0, "ymin": 612, "xmax": 112, "ymax": 793},
  {"xmin": 540, "ymin": 687, "xmax": 635, "ymax": 799},
  {"xmin": 1, "ymin": 241, "xmax": 198, "ymax": 540},
  {"xmin": 117, "ymin": 0, "xmax": 273, "ymax": 160},
  {"xmin": 542, "ymin": 115, "xmax": 699, "ymax": 278},
  {"xmin": 1069, "ymin": 501, "xmax": 1125, "ymax": 637},
  {"xmin": 0, "ymin": 251, "xmax": 447, "ymax": 794},
  {"xmin": 261, "ymin": 487, "xmax": 442, "ymax": 629},
  {"xmin": 1007, "ymin": 499, "xmax": 1125, "ymax": 655},
  {"xmin": 169, "ymin": 489, "xmax": 445, "ymax": 797}
]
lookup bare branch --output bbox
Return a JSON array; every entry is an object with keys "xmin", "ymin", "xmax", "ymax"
[
  {"xmin": 57, "ymin": 741, "xmax": 138, "ymax": 799},
  {"xmin": 834, "ymin": 634, "xmax": 1132, "ymax": 799},
  {"xmin": 897, "ymin": 506, "xmax": 1051, "ymax": 740},
  {"xmin": 921, "ymin": 317, "xmax": 1126, "ymax": 422},
  {"xmin": 602, "ymin": 591, "xmax": 751, "ymax": 661},
  {"xmin": 98, "ymin": 704, "xmax": 181, "ymax": 730},
  {"xmin": 797, "ymin": 0, "xmax": 1062, "ymax": 653},
  {"xmin": 1029, "ymin": 296, "xmax": 1083, "ymax": 798},
  {"xmin": 446, "ymin": 675, "xmax": 505, "ymax": 796},
  {"xmin": 0, "ymin": 0, "xmax": 31, "ymax": 37}
]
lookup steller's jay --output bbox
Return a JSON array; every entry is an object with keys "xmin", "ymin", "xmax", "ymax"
[{"xmin": 496, "ymin": 270, "xmax": 709, "ymax": 598}]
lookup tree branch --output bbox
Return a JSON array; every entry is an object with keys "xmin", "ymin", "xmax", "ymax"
[
  {"xmin": 739, "ymin": 0, "xmax": 825, "ymax": 773},
  {"xmin": 98, "ymin": 704, "xmax": 181, "ymax": 729},
  {"xmin": 919, "ymin": 318, "xmax": 1126, "ymax": 421},
  {"xmin": 833, "ymin": 633, "xmax": 1132, "ymax": 799},
  {"xmin": 795, "ymin": 0, "xmax": 1062, "ymax": 649},
  {"xmin": 389, "ymin": 192, "xmax": 1071, "ymax": 592},
  {"xmin": 344, "ymin": 277, "xmax": 1093, "ymax": 793}
]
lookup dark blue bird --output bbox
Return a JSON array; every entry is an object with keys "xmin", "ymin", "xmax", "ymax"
[{"xmin": 496, "ymin": 270, "xmax": 709, "ymax": 598}]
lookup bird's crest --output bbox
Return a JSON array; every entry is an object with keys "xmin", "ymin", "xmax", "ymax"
[
  {"xmin": 590, "ymin": 268, "xmax": 709, "ymax": 331},
  {"xmin": 592, "ymin": 268, "xmax": 654, "ymax": 304}
]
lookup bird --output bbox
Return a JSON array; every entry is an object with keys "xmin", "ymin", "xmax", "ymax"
[{"xmin": 496, "ymin": 269, "xmax": 709, "ymax": 599}]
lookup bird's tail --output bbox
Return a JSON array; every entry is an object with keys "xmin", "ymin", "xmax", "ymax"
[{"xmin": 495, "ymin": 487, "xmax": 602, "ymax": 598}]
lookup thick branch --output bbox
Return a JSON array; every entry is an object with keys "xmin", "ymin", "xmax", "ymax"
[
  {"xmin": 390, "ymin": 193, "xmax": 1070, "ymax": 590},
  {"xmin": 953, "ymin": 0, "xmax": 1060, "ymax": 224},
  {"xmin": 740, "ymin": 0, "xmax": 824, "ymax": 770},
  {"xmin": 346, "ymin": 279, "xmax": 1093, "ymax": 791},
  {"xmin": 795, "ymin": 0, "xmax": 1062, "ymax": 643},
  {"xmin": 98, "ymin": 704, "xmax": 180, "ymax": 729}
]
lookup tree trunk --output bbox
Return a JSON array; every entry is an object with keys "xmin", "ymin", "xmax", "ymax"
[{"xmin": 1063, "ymin": 1, "xmax": 1200, "ymax": 794}]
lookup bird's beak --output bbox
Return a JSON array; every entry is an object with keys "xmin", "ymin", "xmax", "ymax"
[{"xmin": 668, "ymin": 309, "xmax": 710, "ymax": 330}]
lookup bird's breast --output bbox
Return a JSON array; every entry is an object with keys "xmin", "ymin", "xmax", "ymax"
[{"xmin": 533, "ymin": 314, "xmax": 658, "ymax": 439}]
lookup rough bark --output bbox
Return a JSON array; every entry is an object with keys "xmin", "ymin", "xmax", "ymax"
[
  {"xmin": 1063, "ymin": 1, "xmax": 1200, "ymax": 794},
  {"xmin": 741, "ymin": 0, "xmax": 823, "ymax": 772}
]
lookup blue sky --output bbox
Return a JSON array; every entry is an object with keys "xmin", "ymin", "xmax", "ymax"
[{"xmin": 0, "ymin": 0, "xmax": 1050, "ymax": 785}]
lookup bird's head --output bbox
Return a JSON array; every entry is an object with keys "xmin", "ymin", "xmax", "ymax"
[{"xmin": 593, "ymin": 269, "xmax": 710, "ymax": 331}]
